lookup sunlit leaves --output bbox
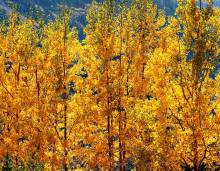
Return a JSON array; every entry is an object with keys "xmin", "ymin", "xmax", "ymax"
[{"xmin": 0, "ymin": 0, "xmax": 219, "ymax": 170}]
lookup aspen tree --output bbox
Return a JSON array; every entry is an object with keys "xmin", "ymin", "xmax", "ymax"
[
  {"xmin": 120, "ymin": 0, "xmax": 165, "ymax": 169},
  {"xmin": 0, "ymin": 11, "xmax": 47, "ymax": 168},
  {"xmin": 85, "ymin": 0, "xmax": 117, "ymax": 169},
  {"xmin": 147, "ymin": 0, "xmax": 220, "ymax": 170}
]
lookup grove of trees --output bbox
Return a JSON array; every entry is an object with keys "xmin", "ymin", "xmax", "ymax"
[{"xmin": 0, "ymin": 0, "xmax": 220, "ymax": 170}]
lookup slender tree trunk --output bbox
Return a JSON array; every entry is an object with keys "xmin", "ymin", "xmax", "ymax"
[
  {"xmin": 62, "ymin": 8, "xmax": 68, "ymax": 170},
  {"xmin": 63, "ymin": 54, "xmax": 68, "ymax": 171},
  {"xmin": 122, "ymin": 111, "xmax": 126, "ymax": 171},
  {"xmin": 15, "ymin": 62, "xmax": 20, "ymax": 167},
  {"xmin": 106, "ymin": 61, "xmax": 114, "ymax": 170},
  {"xmin": 118, "ymin": 23, "xmax": 126, "ymax": 170},
  {"xmin": 64, "ymin": 104, "xmax": 68, "ymax": 171},
  {"xmin": 35, "ymin": 66, "xmax": 42, "ymax": 156},
  {"xmin": 119, "ymin": 112, "xmax": 123, "ymax": 171}
]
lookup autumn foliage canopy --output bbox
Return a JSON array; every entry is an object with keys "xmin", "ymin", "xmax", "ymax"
[{"xmin": 0, "ymin": 0, "xmax": 220, "ymax": 170}]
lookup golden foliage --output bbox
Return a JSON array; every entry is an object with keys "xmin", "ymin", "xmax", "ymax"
[{"xmin": 0, "ymin": 0, "xmax": 219, "ymax": 170}]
